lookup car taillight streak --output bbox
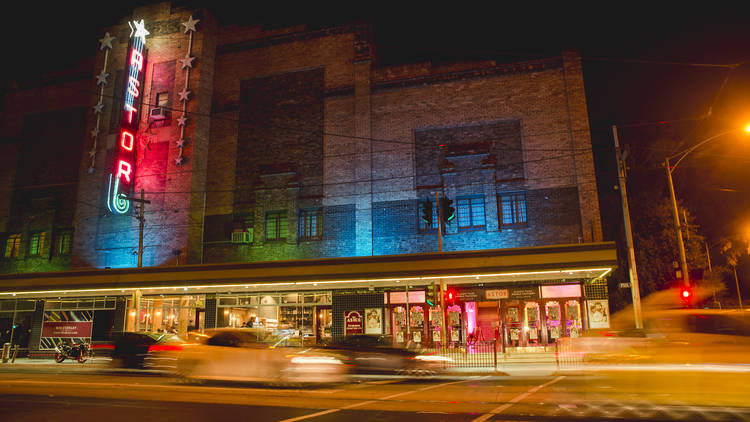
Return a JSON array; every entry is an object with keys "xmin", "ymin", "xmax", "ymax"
[{"xmin": 147, "ymin": 344, "xmax": 184, "ymax": 352}]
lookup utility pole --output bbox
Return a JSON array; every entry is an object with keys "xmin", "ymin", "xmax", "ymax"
[
  {"xmin": 124, "ymin": 189, "xmax": 151, "ymax": 268},
  {"xmin": 612, "ymin": 125, "xmax": 643, "ymax": 329},
  {"xmin": 435, "ymin": 191, "xmax": 447, "ymax": 350},
  {"xmin": 665, "ymin": 157, "xmax": 690, "ymax": 287}
]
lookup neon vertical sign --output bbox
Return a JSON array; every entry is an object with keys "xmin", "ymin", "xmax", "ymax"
[{"xmin": 107, "ymin": 20, "xmax": 148, "ymax": 214}]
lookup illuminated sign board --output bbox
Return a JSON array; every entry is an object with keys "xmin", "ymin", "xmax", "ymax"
[{"xmin": 107, "ymin": 20, "xmax": 148, "ymax": 214}]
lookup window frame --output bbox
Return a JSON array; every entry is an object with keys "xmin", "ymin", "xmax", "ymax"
[
  {"xmin": 54, "ymin": 230, "xmax": 72, "ymax": 256},
  {"xmin": 155, "ymin": 91, "xmax": 169, "ymax": 108},
  {"xmin": 28, "ymin": 232, "xmax": 46, "ymax": 256},
  {"xmin": 265, "ymin": 211, "xmax": 288, "ymax": 241},
  {"xmin": 299, "ymin": 208, "xmax": 323, "ymax": 241},
  {"xmin": 499, "ymin": 192, "xmax": 528, "ymax": 227},
  {"xmin": 4, "ymin": 234, "xmax": 21, "ymax": 259},
  {"xmin": 456, "ymin": 196, "xmax": 486, "ymax": 230}
]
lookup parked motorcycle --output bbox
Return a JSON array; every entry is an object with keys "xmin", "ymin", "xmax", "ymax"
[{"xmin": 54, "ymin": 340, "xmax": 91, "ymax": 363}]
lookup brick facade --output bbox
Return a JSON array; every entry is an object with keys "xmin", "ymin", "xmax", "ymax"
[{"xmin": 0, "ymin": 3, "xmax": 602, "ymax": 273}]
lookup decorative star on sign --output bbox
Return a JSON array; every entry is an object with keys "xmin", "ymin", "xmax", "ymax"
[
  {"xmin": 96, "ymin": 70, "xmax": 110, "ymax": 86},
  {"xmin": 90, "ymin": 128, "xmax": 99, "ymax": 138},
  {"xmin": 98, "ymin": 32, "xmax": 115, "ymax": 50},
  {"xmin": 181, "ymin": 15, "xmax": 200, "ymax": 34},
  {"xmin": 175, "ymin": 156, "xmax": 184, "ymax": 166},
  {"xmin": 89, "ymin": 148, "xmax": 97, "ymax": 158},
  {"xmin": 93, "ymin": 101, "xmax": 104, "ymax": 114},
  {"xmin": 180, "ymin": 54, "xmax": 196, "ymax": 70},
  {"xmin": 177, "ymin": 114, "xmax": 188, "ymax": 127},
  {"xmin": 130, "ymin": 19, "xmax": 149, "ymax": 40},
  {"xmin": 178, "ymin": 87, "xmax": 191, "ymax": 102},
  {"xmin": 176, "ymin": 138, "xmax": 186, "ymax": 148}
]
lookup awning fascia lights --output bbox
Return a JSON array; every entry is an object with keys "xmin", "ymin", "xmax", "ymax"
[{"xmin": 0, "ymin": 267, "xmax": 612, "ymax": 297}]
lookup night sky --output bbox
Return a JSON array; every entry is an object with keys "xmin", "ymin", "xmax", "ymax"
[{"xmin": 3, "ymin": 3, "xmax": 750, "ymax": 271}]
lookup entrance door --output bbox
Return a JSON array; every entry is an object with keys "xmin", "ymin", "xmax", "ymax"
[
  {"xmin": 524, "ymin": 302, "xmax": 541, "ymax": 346},
  {"xmin": 545, "ymin": 301, "xmax": 562, "ymax": 344},
  {"xmin": 315, "ymin": 306, "xmax": 331, "ymax": 344}
]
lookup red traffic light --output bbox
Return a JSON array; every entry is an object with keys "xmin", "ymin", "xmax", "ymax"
[{"xmin": 679, "ymin": 287, "xmax": 693, "ymax": 307}]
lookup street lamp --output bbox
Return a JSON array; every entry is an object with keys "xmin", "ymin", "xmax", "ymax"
[{"xmin": 665, "ymin": 126, "xmax": 750, "ymax": 288}]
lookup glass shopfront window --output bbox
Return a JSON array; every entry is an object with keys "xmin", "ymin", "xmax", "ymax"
[
  {"xmin": 217, "ymin": 292, "xmax": 332, "ymax": 345},
  {"xmin": 127, "ymin": 295, "xmax": 204, "ymax": 340},
  {"xmin": 0, "ymin": 299, "xmax": 36, "ymax": 349}
]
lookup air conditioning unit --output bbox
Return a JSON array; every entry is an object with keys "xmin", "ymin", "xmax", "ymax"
[
  {"xmin": 149, "ymin": 107, "xmax": 167, "ymax": 121},
  {"xmin": 231, "ymin": 231, "xmax": 251, "ymax": 244}
]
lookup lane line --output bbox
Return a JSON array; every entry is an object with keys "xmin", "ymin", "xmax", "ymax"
[
  {"xmin": 278, "ymin": 376, "xmax": 484, "ymax": 422},
  {"xmin": 0, "ymin": 379, "xmax": 339, "ymax": 394},
  {"xmin": 471, "ymin": 376, "xmax": 565, "ymax": 422}
]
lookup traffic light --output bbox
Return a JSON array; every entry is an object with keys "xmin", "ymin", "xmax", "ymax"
[
  {"xmin": 440, "ymin": 197, "xmax": 455, "ymax": 224},
  {"xmin": 420, "ymin": 199, "xmax": 433, "ymax": 226},
  {"xmin": 426, "ymin": 284, "xmax": 437, "ymax": 307},
  {"xmin": 445, "ymin": 289, "xmax": 456, "ymax": 305},
  {"xmin": 679, "ymin": 286, "xmax": 693, "ymax": 307}
]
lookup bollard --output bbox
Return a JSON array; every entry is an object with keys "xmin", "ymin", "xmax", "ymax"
[
  {"xmin": 11, "ymin": 345, "xmax": 19, "ymax": 363},
  {"xmin": 1, "ymin": 343, "xmax": 10, "ymax": 363}
]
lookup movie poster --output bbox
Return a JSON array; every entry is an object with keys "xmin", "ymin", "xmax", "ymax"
[
  {"xmin": 586, "ymin": 300, "xmax": 610, "ymax": 329},
  {"xmin": 364, "ymin": 308, "xmax": 382, "ymax": 335}
]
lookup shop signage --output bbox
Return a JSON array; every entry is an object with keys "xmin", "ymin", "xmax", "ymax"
[
  {"xmin": 344, "ymin": 311, "xmax": 363, "ymax": 335},
  {"xmin": 454, "ymin": 288, "xmax": 484, "ymax": 302},
  {"xmin": 41, "ymin": 321, "xmax": 93, "ymax": 338},
  {"xmin": 485, "ymin": 289, "xmax": 509, "ymax": 300},
  {"xmin": 508, "ymin": 287, "xmax": 539, "ymax": 300},
  {"xmin": 107, "ymin": 20, "xmax": 148, "ymax": 214}
]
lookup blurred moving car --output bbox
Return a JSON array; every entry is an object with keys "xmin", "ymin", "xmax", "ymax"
[
  {"xmin": 157, "ymin": 328, "xmax": 347, "ymax": 384},
  {"xmin": 562, "ymin": 309, "xmax": 750, "ymax": 365},
  {"xmin": 325, "ymin": 334, "xmax": 451, "ymax": 375},
  {"xmin": 111, "ymin": 331, "xmax": 185, "ymax": 369}
]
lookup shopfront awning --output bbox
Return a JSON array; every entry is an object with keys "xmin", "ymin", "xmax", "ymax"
[{"xmin": 0, "ymin": 242, "xmax": 617, "ymax": 297}]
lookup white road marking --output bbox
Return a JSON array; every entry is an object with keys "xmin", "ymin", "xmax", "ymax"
[
  {"xmin": 0, "ymin": 379, "xmax": 339, "ymax": 394},
  {"xmin": 278, "ymin": 376, "xmax": 485, "ymax": 422},
  {"xmin": 471, "ymin": 376, "xmax": 565, "ymax": 422}
]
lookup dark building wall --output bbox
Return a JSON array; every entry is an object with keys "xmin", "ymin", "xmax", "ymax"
[
  {"xmin": 1, "ymin": 108, "xmax": 86, "ymax": 273},
  {"xmin": 235, "ymin": 68, "xmax": 325, "ymax": 211}
]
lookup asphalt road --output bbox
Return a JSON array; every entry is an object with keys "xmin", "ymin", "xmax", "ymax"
[{"xmin": 2, "ymin": 364, "xmax": 750, "ymax": 421}]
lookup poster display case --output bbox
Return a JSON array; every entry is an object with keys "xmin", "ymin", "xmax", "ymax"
[
  {"xmin": 545, "ymin": 300, "xmax": 562, "ymax": 344},
  {"xmin": 524, "ymin": 302, "xmax": 541, "ymax": 345}
]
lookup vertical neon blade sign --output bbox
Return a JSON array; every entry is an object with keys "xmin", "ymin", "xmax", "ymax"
[{"xmin": 107, "ymin": 20, "xmax": 148, "ymax": 213}]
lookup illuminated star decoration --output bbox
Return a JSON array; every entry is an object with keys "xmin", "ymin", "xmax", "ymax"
[
  {"xmin": 90, "ymin": 128, "xmax": 99, "ymax": 138},
  {"xmin": 130, "ymin": 19, "xmax": 150, "ymax": 40},
  {"xmin": 176, "ymin": 138, "xmax": 186, "ymax": 148},
  {"xmin": 175, "ymin": 156, "xmax": 184, "ymax": 166},
  {"xmin": 181, "ymin": 15, "xmax": 200, "ymax": 34},
  {"xmin": 180, "ymin": 54, "xmax": 196, "ymax": 70},
  {"xmin": 177, "ymin": 115, "xmax": 188, "ymax": 127},
  {"xmin": 93, "ymin": 101, "xmax": 104, "ymax": 114},
  {"xmin": 178, "ymin": 87, "xmax": 191, "ymax": 102},
  {"xmin": 98, "ymin": 32, "xmax": 115, "ymax": 50},
  {"xmin": 89, "ymin": 148, "xmax": 97, "ymax": 159},
  {"xmin": 96, "ymin": 70, "xmax": 110, "ymax": 86}
]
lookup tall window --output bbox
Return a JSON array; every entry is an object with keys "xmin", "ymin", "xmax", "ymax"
[
  {"xmin": 243, "ymin": 215, "xmax": 254, "ymax": 243},
  {"xmin": 29, "ymin": 232, "xmax": 46, "ymax": 256},
  {"xmin": 419, "ymin": 199, "xmax": 438, "ymax": 231},
  {"xmin": 265, "ymin": 211, "xmax": 288, "ymax": 241},
  {"xmin": 55, "ymin": 230, "xmax": 72, "ymax": 255},
  {"xmin": 457, "ymin": 197, "xmax": 485, "ymax": 229},
  {"xmin": 4, "ymin": 234, "xmax": 21, "ymax": 258},
  {"xmin": 499, "ymin": 192, "xmax": 527, "ymax": 226},
  {"xmin": 299, "ymin": 208, "xmax": 323, "ymax": 240}
]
